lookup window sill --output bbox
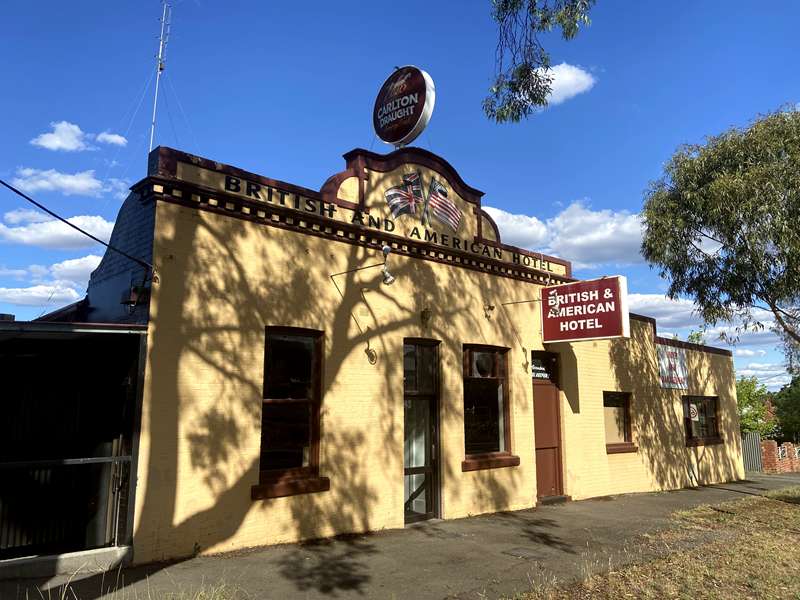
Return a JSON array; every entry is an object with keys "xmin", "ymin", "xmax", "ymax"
[
  {"xmin": 606, "ymin": 442, "xmax": 638, "ymax": 454},
  {"xmin": 686, "ymin": 435, "xmax": 723, "ymax": 447},
  {"xmin": 462, "ymin": 453, "xmax": 520, "ymax": 472},
  {"xmin": 251, "ymin": 476, "xmax": 330, "ymax": 500}
]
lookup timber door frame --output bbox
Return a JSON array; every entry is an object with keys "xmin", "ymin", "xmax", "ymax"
[
  {"xmin": 531, "ymin": 350, "xmax": 564, "ymax": 499},
  {"xmin": 403, "ymin": 338, "xmax": 441, "ymax": 524}
]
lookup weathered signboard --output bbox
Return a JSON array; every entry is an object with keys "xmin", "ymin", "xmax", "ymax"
[
  {"xmin": 657, "ymin": 343, "xmax": 688, "ymax": 389},
  {"xmin": 541, "ymin": 276, "xmax": 630, "ymax": 343}
]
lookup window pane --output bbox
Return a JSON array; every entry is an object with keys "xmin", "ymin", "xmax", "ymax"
[
  {"xmin": 404, "ymin": 473, "xmax": 427, "ymax": 517},
  {"xmin": 403, "ymin": 344, "xmax": 417, "ymax": 392},
  {"xmin": 603, "ymin": 392, "xmax": 629, "ymax": 444},
  {"xmin": 404, "ymin": 397, "xmax": 429, "ymax": 468},
  {"xmin": 464, "ymin": 378, "xmax": 504, "ymax": 454},
  {"xmin": 685, "ymin": 396, "xmax": 719, "ymax": 439},
  {"xmin": 604, "ymin": 406, "xmax": 627, "ymax": 443},
  {"xmin": 417, "ymin": 344, "xmax": 436, "ymax": 394},
  {"xmin": 471, "ymin": 351, "xmax": 495, "ymax": 378},
  {"xmin": 260, "ymin": 402, "xmax": 310, "ymax": 470},
  {"xmin": 265, "ymin": 334, "xmax": 314, "ymax": 399}
]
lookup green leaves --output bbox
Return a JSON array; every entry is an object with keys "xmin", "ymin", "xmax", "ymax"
[
  {"xmin": 736, "ymin": 376, "xmax": 776, "ymax": 437},
  {"xmin": 641, "ymin": 108, "xmax": 800, "ymax": 362},
  {"xmin": 485, "ymin": 0, "xmax": 595, "ymax": 123},
  {"xmin": 774, "ymin": 376, "xmax": 800, "ymax": 442}
]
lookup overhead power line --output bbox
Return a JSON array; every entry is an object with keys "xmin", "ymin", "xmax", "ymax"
[{"xmin": 0, "ymin": 179, "xmax": 154, "ymax": 274}]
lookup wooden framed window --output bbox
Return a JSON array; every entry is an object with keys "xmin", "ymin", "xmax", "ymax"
[
  {"xmin": 251, "ymin": 327, "xmax": 330, "ymax": 499},
  {"xmin": 461, "ymin": 345, "xmax": 519, "ymax": 471},
  {"xmin": 603, "ymin": 392, "xmax": 637, "ymax": 454},
  {"xmin": 682, "ymin": 395, "xmax": 722, "ymax": 446}
]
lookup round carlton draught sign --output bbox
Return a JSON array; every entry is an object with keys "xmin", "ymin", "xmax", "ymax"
[{"xmin": 373, "ymin": 66, "xmax": 435, "ymax": 147}]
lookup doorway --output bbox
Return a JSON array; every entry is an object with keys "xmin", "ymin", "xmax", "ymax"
[
  {"xmin": 403, "ymin": 340, "xmax": 440, "ymax": 523},
  {"xmin": 0, "ymin": 327, "xmax": 143, "ymax": 559},
  {"xmin": 532, "ymin": 351, "xmax": 564, "ymax": 499}
]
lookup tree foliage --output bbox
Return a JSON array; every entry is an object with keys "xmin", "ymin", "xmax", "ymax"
[
  {"xmin": 641, "ymin": 109, "xmax": 800, "ymax": 367},
  {"xmin": 735, "ymin": 376, "xmax": 775, "ymax": 437},
  {"xmin": 485, "ymin": 0, "xmax": 595, "ymax": 123},
  {"xmin": 773, "ymin": 376, "xmax": 800, "ymax": 442},
  {"xmin": 686, "ymin": 329, "xmax": 706, "ymax": 345}
]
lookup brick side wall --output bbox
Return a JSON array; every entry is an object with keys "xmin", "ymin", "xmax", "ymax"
[{"xmin": 761, "ymin": 440, "xmax": 800, "ymax": 473}]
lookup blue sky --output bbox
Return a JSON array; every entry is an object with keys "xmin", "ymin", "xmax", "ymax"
[{"xmin": 1, "ymin": 1, "xmax": 798, "ymax": 389}]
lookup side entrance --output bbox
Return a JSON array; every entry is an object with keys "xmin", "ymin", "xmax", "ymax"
[
  {"xmin": 532, "ymin": 351, "xmax": 564, "ymax": 500},
  {"xmin": 403, "ymin": 339, "xmax": 440, "ymax": 523}
]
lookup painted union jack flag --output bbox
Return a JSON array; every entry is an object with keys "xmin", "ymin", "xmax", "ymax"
[
  {"xmin": 426, "ymin": 178, "xmax": 462, "ymax": 232},
  {"xmin": 385, "ymin": 172, "xmax": 424, "ymax": 218}
]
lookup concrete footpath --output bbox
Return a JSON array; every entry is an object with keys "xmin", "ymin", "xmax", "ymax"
[{"xmin": 3, "ymin": 472, "xmax": 799, "ymax": 600}]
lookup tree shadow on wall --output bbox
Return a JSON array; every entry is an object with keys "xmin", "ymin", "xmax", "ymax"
[
  {"xmin": 26, "ymin": 165, "xmax": 525, "ymax": 599},
  {"xmin": 607, "ymin": 322, "xmax": 743, "ymax": 491}
]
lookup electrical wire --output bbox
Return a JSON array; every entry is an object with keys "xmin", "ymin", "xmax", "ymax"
[
  {"xmin": 164, "ymin": 72, "xmax": 198, "ymax": 152},
  {"xmin": 0, "ymin": 179, "xmax": 154, "ymax": 274},
  {"xmin": 160, "ymin": 78, "xmax": 181, "ymax": 148},
  {"xmin": 102, "ymin": 66, "xmax": 157, "ymax": 183}
]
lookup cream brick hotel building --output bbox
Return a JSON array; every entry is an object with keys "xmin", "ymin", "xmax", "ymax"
[{"xmin": 0, "ymin": 140, "xmax": 746, "ymax": 566}]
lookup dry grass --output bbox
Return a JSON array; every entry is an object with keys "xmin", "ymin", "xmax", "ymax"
[
  {"xmin": 516, "ymin": 486, "xmax": 800, "ymax": 600},
  {"xmin": 26, "ymin": 577, "xmax": 248, "ymax": 600}
]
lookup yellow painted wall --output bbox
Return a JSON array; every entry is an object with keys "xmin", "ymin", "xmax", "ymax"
[
  {"xmin": 133, "ymin": 199, "xmax": 547, "ymax": 564},
  {"xmin": 549, "ymin": 319, "xmax": 744, "ymax": 500},
  {"xmin": 131, "ymin": 186, "xmax": 743, "ymax": 564}
]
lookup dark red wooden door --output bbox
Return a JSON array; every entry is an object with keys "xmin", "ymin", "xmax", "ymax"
[{"xmin": 533, "ymin": 380, "xmax": 563, "ymax": 498}]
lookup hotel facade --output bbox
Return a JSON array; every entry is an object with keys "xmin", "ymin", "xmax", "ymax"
[{"xmin": 0, "ymin": 144, "xmax": 744, "ymax": 567}]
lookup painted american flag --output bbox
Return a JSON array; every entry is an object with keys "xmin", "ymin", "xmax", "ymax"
[
  {"xmin": 426, "ymin": 178, "xmax": 462, "ymax": 232},
  {"xmin": 385, "ymin": 172, "xmax": 424, "ymax": 218}
]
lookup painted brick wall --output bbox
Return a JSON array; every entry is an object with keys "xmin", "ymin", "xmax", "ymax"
[
  {"xmin": 552, "ymin": 317, "xmax": 744, "ymax": 501},
  {"xmin": 129, "ymin": 186, "xmax": 743, "ymax": 564}
]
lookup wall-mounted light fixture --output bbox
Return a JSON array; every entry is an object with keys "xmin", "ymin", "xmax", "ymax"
[
  {"xmin": 484, "ymin": 304, "xmax": 496, "ymax": 320},
  {"xmin": 381, "ymin": 245, "xmax": 396, "ymax": 286},
  {"xmin": 328, "ymin": 244, "xmax": 399, "ymax": 364},
  {"xmin": 120, "ymin": 284, "xmax": 150, "ymax": 314}
]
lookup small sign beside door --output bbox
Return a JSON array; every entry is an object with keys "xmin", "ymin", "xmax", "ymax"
[{"xmin": 531, "ymin": 352, "xmax": 558, "ymax": 384}]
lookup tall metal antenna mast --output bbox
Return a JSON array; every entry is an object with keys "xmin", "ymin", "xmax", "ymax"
[{"xmin": 148, "ymin": 1, "xmax": 172, "ymax": 153}]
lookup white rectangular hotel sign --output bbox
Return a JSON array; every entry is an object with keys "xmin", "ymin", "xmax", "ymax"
[
  {"xmin": 541, "ymin": 276, "xmax": 630, "ymax": 343},
  {"xmin": 657, "ymin": 343, "xmax": 688, "ymax": 389}
]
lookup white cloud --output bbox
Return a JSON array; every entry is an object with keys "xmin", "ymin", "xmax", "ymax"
[
  {"xmin": 704, "ymin": 322, "xmax": 780, "ymax": 347},
  {"xmin": 0, "ymin": 254, "xmax": 101, "ymax": 309},
  {"xmin": 12, "ymin": 167, "xmax": 104, "ymax": 197},
  {"xmin": 483, "ymin": 207, "xmax": 548, "ymax": 248},
  {"xmin": 95, "ymin": 131, "xmax": 128, "ymax": 147},
  {"xmin": 0, "ymin": 267, "xmax": 28, "ymax": 279},
  {"xmin": 29, "ymin": 121, "xmax": 127, "ymax": 151},
  {"xmin": 49, "ymin": 254, "xmax": 102, "ymax": 287},
  {"xmin": 0, "ymin": 284, "xmax": 81, "ymax": 306},
  {"xmin": 106, "ymin": 178, "xmax": 131, "ymax": 200},
  {"xmin": 486, "ymin": 202, "xmax": 643, "ymax": 268},
  {"xmin": 27, "ymin": 264, "xmax": 49, "ymax": 281},
  {"xmin": 735, "ymin": 348, "xmax": 767, "ymax": 357},
  {"xmin": 623, "ymin": 293, "xmax": 782, "ymax": 350},
  {"xmin": 11, "ymin": 168, "xmax": 129, "ymax": 200},
  {"xmin": 627, "ymin": 294, "xmax": 701, "ymax": 329},
  {"xmin": 546, "ymin": 203, "xmax": 643, "ymax": 268},
  {"xmin": 3, "ymin": 208, "xmax": 52, "ymax": 225},
  {"xmin": 546, "ymin": 63, "xmax": 596, "ymax": 106},
  {"xmin": 0, "ymin": 212, "xmax": 114, "ymax": 250},
  {"xmin": 737, "ymin": 362, "xmax": 791, "ymax": 390},
  {"xmin": 30, "ymin": 121, "xmax": 94, "ymax": 152}
]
